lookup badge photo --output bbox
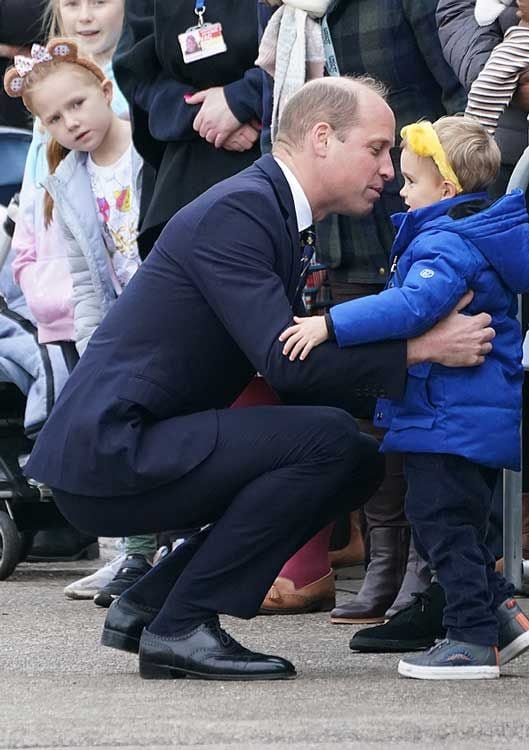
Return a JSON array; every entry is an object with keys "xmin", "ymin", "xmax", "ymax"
[{"xmin": 178, "ymin": 22, "xmax": 227, "ymax": 64}]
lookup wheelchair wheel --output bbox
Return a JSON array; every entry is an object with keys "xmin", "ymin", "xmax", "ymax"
[{"xmin": 0, "ymin": 510, "xmax": 22, "ymax": 580}]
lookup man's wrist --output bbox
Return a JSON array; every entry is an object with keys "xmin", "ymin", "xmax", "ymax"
[{"xmin": 407, "ymin": 336, "xmax": 429, "ymax": 367}]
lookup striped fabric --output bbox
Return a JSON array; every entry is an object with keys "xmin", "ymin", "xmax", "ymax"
[{"xmin": 466, "ymin": 25, "xmax": 529, "ymax": 134}]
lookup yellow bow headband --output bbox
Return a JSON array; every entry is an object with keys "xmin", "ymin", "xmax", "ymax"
[{"xmin": 400, "ymin": 121, "xmax": 463, "ymax": 194}]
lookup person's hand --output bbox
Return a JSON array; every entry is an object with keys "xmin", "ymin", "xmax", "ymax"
[
  {"xmin": 0, "ymin": 43, "xmax": 31, "ymax": 59},
  {"xmin": 279, "ymin": 315, "xmax": 329, "ymax": 361},
  {"xmin": 223, "ymin": 121, "xmax": 260, "ymax": 152},
  {"xmin": 185, "ymin": 87, "xmax": 241, "ymax": 148},
  {"xmin": 407, "ymin": 291, "xmax": 495, "ymax": 367},
  {"xmin": 517, "ymin": 0, "xmax": 529, "ymax": 25}
]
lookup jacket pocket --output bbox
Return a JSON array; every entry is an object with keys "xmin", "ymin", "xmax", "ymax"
[{"xmin": 390, "ymin": 365, "xmax": 436, "ymax": 431}]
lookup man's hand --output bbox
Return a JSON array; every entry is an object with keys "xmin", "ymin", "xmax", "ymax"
[
  {"xmin": 185, "ymin": 87, "xmax": 241, "ymax": 148},
  {"xmin": 223, "ymin": 121, "xmax": 260, "ymax": 152},
  {"xmin": 279, "ymin": 315, "xmax": 329, "ymax": 361},
  {"xmin": 407, "ymin": 291, "xmax": 495, "ymax": 367}
]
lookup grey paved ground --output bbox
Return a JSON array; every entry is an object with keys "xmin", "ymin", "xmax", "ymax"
[{"xmin": 1, "ymin": 561, "xmax": 529, "ymax": 750}]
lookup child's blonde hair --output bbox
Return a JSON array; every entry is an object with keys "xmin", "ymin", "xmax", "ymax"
[
  {"xmin": 432, "ymin": 116, "xmax": 501, "ymax": 193},
  {"xmin": 42, "ymin": 0, "xmax": 65, "ymax": 39}
]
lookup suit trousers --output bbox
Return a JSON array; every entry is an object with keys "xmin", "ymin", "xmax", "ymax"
[
  {"xmin": 404, "ymin": 453, "xmax": 515, "ymax": 646},
  {"xmin": 327, "ymin": 277, "xmax": 408, "ymax": 542},
  {"xmin": 52, "ymin": 405, "xmax": 383, "ymax": 631}
]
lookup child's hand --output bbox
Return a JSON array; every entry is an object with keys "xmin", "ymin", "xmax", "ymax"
[{"xmin": 279, "ymin": 316, "xmax": 329, "ymax": 361}]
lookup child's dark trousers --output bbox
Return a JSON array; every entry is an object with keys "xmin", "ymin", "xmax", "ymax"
[{"xmin": 404, "ymin": 452, "xmax": 515, "ymax": 646}]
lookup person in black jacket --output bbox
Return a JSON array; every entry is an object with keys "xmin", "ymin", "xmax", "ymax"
[
  {"xmin": 113, "ymin": 0, "xmax": 263, "ymax": 257},
  {"xmin": 0, "ymin": 0, "xmax": 46, "ymax": 128}
]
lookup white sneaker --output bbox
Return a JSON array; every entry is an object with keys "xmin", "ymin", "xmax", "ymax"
[{"xmin": 63, "ymin": 554, "xmax": 126, "ymax": 600}]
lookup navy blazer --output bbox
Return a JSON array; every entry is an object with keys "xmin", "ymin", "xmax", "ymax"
[{"xmin": 25, "ymin": 156, "xmax": 407, "ymax": 497}]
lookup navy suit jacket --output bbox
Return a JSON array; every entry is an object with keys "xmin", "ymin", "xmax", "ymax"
[{"xmin": 25, "ymin": 156, "xmax": 407, "ymax": 496}]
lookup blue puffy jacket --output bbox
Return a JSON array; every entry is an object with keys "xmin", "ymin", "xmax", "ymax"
[{"xmin": 330, "ymin": 190, "xmax": 529, "ymax": 469}]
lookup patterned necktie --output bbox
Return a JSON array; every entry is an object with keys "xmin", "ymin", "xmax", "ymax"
[{"xmin": 295, "ymin": 225, "xmax": 316, "ymax": 303}]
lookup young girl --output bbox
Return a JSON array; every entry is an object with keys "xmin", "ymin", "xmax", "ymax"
[
  {"xmin": 5, "ymin": 36, "xmax": 156, "ymax": 598},
  {"xmin": 12, "ymin": 0, "xmax": 128, "ymax": 350}
]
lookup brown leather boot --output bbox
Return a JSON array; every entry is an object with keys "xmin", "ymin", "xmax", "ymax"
[
  {"xmin": 330, "ymin": 526, "xmax": 409, "ymax": 624},
  {"xmin": 329, "ymin": 511, "xmax": 365, "ymax": 568}
]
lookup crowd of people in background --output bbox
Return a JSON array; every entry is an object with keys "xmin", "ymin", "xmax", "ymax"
[{"xmin": 1, "ymin": 0, "xmax": 529, "ymax": 682}]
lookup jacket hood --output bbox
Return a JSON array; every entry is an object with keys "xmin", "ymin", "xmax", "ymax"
[{"xmin": 393, "ymin": 190, "xmax": 529, "ymax": 294}]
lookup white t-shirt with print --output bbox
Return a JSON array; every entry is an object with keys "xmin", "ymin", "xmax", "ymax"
[{"xmin": 86, "ymin": 144, "xmax": 140, "ymax": 288}]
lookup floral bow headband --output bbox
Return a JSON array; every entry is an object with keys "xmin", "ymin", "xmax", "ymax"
[
  {"xmin": 4, "ymin": 38, "xmax": 105, "ymax": 98},
  {"xmin": 400, "ymin": 121, "xmax": 463, "ymax": 194}
]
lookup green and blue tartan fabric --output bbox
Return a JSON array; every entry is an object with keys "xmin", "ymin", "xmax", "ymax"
[
  {"xmin": 326, "ymin": 0, "xmax": 466, "ymax": 135},
  {"xmin": 317, "ymin": 0, "xmax": 467, "ymax": 282}
]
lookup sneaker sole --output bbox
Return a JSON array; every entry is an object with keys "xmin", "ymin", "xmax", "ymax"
[
  {"xmin": 94, "ymin": 592, "xmax": 118, "ymax": 608},
  {"xmin": 500, "ymin": 629, "xmax": 529, "ymax": 666},
  {"xmin": 331, "ymin": 616, "xmax": 386, "ymax": 625},
  {"xmin": 101, "ymin": 627, "xmax": 140, "ymax": 654},
  {"xmin": 350, "ymin": 637, "xmax": 435, "ymax": 653},
  {"xmin": 398, "ymin": 661, "xmax": 499, "ymax": 680}
]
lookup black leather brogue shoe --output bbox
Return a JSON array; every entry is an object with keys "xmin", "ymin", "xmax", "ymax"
[
  {"xmin": 101, "ymin": 597, "xmax": 159, "ymax": 654},
  {"xmin": 139, "ymin": 619, "xmax": 297, "ymax": 681}
]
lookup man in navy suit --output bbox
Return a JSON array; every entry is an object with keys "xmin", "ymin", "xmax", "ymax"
[{"xmin": 25, "ymin": 77, "xmax": 494, "ymax": 681}]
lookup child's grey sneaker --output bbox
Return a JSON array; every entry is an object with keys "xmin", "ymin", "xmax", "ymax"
[
  {"xmin": 398, "ymin": 638, "xmax": 499, "ymax": 680},
  {"xmin": 497, "ymin": 598, "xmax": 529, "ymax": 665}
]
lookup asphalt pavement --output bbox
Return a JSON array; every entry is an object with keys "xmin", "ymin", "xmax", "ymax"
[{"xmin": 1, "ymin": 560, "xmax": 529, "ymax": 750}]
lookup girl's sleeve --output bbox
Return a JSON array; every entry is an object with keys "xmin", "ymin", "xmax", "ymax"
[{"xmin": 11, "ymin": 144, "xmax": 40, "ymax": 295}]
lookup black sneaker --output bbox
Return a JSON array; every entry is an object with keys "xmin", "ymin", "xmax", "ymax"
[
  {"xmin": 93, "ymin": 554, "xmax": 152, "ymax": 608},
  {"xmin": 349, "ymin": 582, "xmax": 447, "ymax": 653}
]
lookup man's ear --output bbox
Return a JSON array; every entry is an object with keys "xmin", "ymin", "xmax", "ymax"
[
  {"xmin": 310, "ymin": 122, "xmax": 333, "ymax": 157},
  {"xmin": 441, "ymin": 180, "xmax": 458, "ymax": 200},
  {"xmin": 101, "ymin": 78, "xmax": 114, "ymax": 105}
]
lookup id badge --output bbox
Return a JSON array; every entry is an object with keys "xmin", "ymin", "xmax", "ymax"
[{"xmin": 178, "ymin": 22, "xmax": 227, "ymax": 64}]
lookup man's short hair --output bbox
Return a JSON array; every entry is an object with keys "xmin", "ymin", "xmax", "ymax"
[
  {"xmin": 432, "ymin": 116, "xmax": 501, "ymax": 192},
  {"xmin": 274, "ymin": 76, "xmax": 388, "ymax": 149}
]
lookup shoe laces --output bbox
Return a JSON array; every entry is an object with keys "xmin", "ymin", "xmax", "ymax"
[
  {"xmin": 207, "ymin": 617, "xmax": 234, "ymax": 647},
  {"xmin": 427, "ymin": 638, "xmax": 449, "ymax": 654}
]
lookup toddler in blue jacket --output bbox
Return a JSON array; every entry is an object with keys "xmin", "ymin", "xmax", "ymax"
[{"xmin": 280, "ymin": 115, "xmax": 529, "ymax": 680}]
